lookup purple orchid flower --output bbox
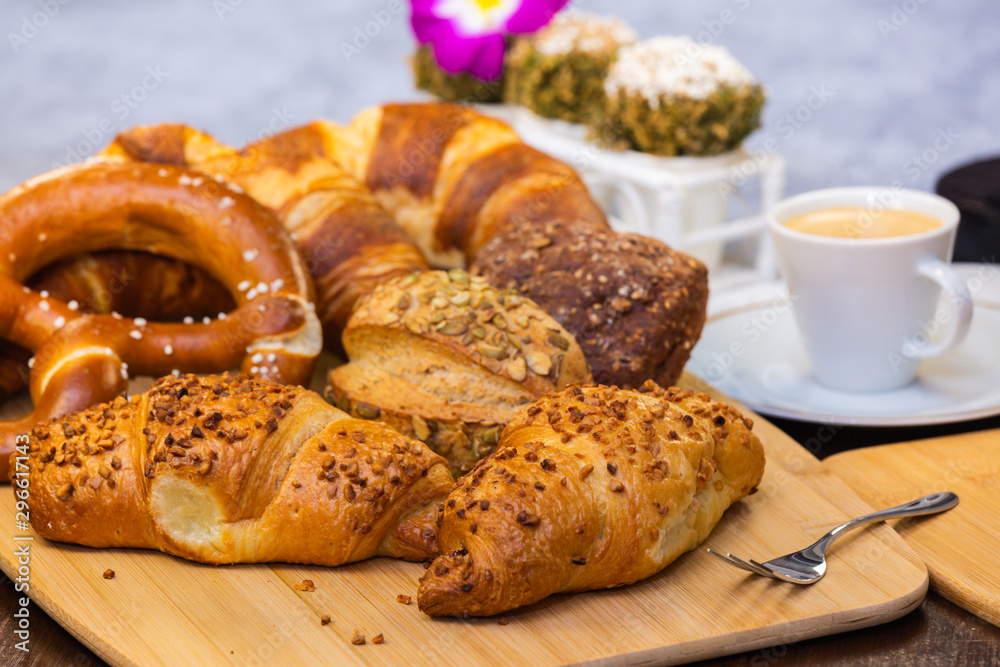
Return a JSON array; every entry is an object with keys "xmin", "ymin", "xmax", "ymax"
[{"xmin": 410, "ymin": 0, "xmax": 569, "ymax": 81}]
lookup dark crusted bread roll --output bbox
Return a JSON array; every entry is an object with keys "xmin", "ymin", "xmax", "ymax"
[
  {"xmin": 418, "ymin": 381, "xmax": 765, "ymax": 616},
  {"xmin": 472, "ymin": 220, "xmax": 709, "ymax": 389},
  {"xmin": 16, "ymin": 373, "xmax": 454, "ymax": 565}
]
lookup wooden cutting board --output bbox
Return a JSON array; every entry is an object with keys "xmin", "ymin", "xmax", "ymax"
[
  {"xmin": 824, "ymin": 429, "xmax": 1000, "ymax": 627},
  {"xmin": 0, "ymin": 377, "xmax": 929, "ymax": 666}
]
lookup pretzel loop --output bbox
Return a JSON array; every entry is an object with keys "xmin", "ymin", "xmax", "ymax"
[{"xmin": 0, "ymin": 161, "xmax": 321, "ymax": 477}]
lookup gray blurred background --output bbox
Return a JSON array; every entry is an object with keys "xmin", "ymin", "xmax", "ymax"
[{"xmin": 1, "ymin": 0, "xmax": 997, "ymax": 194}]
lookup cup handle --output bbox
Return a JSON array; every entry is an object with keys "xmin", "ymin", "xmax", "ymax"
[{"xmin": 903, "ymin": 257, "xmax": 974, "ymax": 359}]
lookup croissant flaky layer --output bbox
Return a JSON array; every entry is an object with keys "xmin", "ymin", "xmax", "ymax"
[
  {"xmin": 17, "ymin": 374, "xmax": 454, "ymax": 565},
  {"xmin": 417, "ymin": 382, "xmax": 765, "ymax": 616}
]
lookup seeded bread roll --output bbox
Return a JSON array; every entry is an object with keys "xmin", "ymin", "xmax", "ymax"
[
  {"xmin": 326, "ymin": 269, "xmax": 591, "ymax": 475},
  {"xmin": 418, "ymin": 382, "xmax": 766, "ymax": 616},
  {"xmin": 472, "ymin": 220, "xmax": 708, "ymax": 389},
  {"xmin": 16, "ymin": 373, "xmax": 454, "ymax": 565}
]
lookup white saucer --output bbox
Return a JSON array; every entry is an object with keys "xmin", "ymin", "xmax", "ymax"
[{"xmin": 689, "ymin": 264, "xmax": 1000, "ymax": 426}]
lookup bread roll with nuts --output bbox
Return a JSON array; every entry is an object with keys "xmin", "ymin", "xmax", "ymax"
[
  {"xmin": 326, "ymin": 270, "xmax": 592, "ymax": 475},
  {"xmin": 417, "ymin": 382, "xmax": 765, "ymax": 616},
  {"xmin": 17, "ymin": 373, "xmax": 454, "ymax": 565}
]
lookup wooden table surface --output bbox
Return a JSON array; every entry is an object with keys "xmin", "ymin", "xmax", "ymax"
[{"xmin": 2, "ymin": 415, "xmax": 999, "ymax": 667}]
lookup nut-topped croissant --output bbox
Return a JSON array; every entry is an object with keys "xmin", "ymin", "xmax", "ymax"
[
  {"xmin": 14, "ymin": 374, "xmax": 455, "ymax": 565},
  {"xmin": 417, "ymin": 382, "xmax": 765, "ymax": 616}
]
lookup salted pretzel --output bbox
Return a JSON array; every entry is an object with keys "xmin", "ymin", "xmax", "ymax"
[
  {"xmin": 0, "ymin": 160, "xmax": 321, "ymax": 478},
  {"xmin": 0, "ymin": 251, "xmax": 235, "ymax": 402}
]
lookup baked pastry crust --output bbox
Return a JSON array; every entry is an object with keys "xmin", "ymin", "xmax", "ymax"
[
  {"xmin": 418, "ymin": 381, "xmax": 764, "ymax": 616},
  {"xmin": 18, "ymin": 373, "xmax": 454, "ymax": 565}
]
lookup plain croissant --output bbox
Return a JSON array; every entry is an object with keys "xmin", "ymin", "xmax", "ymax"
[
  {"xmin": 418, "ymin": 382, "xmax": 765, "ymax": 616},
  {"xmin": 16, "ymin": 374, "xmax": 455, "ymax": 565}
]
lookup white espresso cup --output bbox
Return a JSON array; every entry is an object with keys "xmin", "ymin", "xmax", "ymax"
[{"xmin": 768, "ymin": 187, "xmax": 972, "ymax": 392}]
